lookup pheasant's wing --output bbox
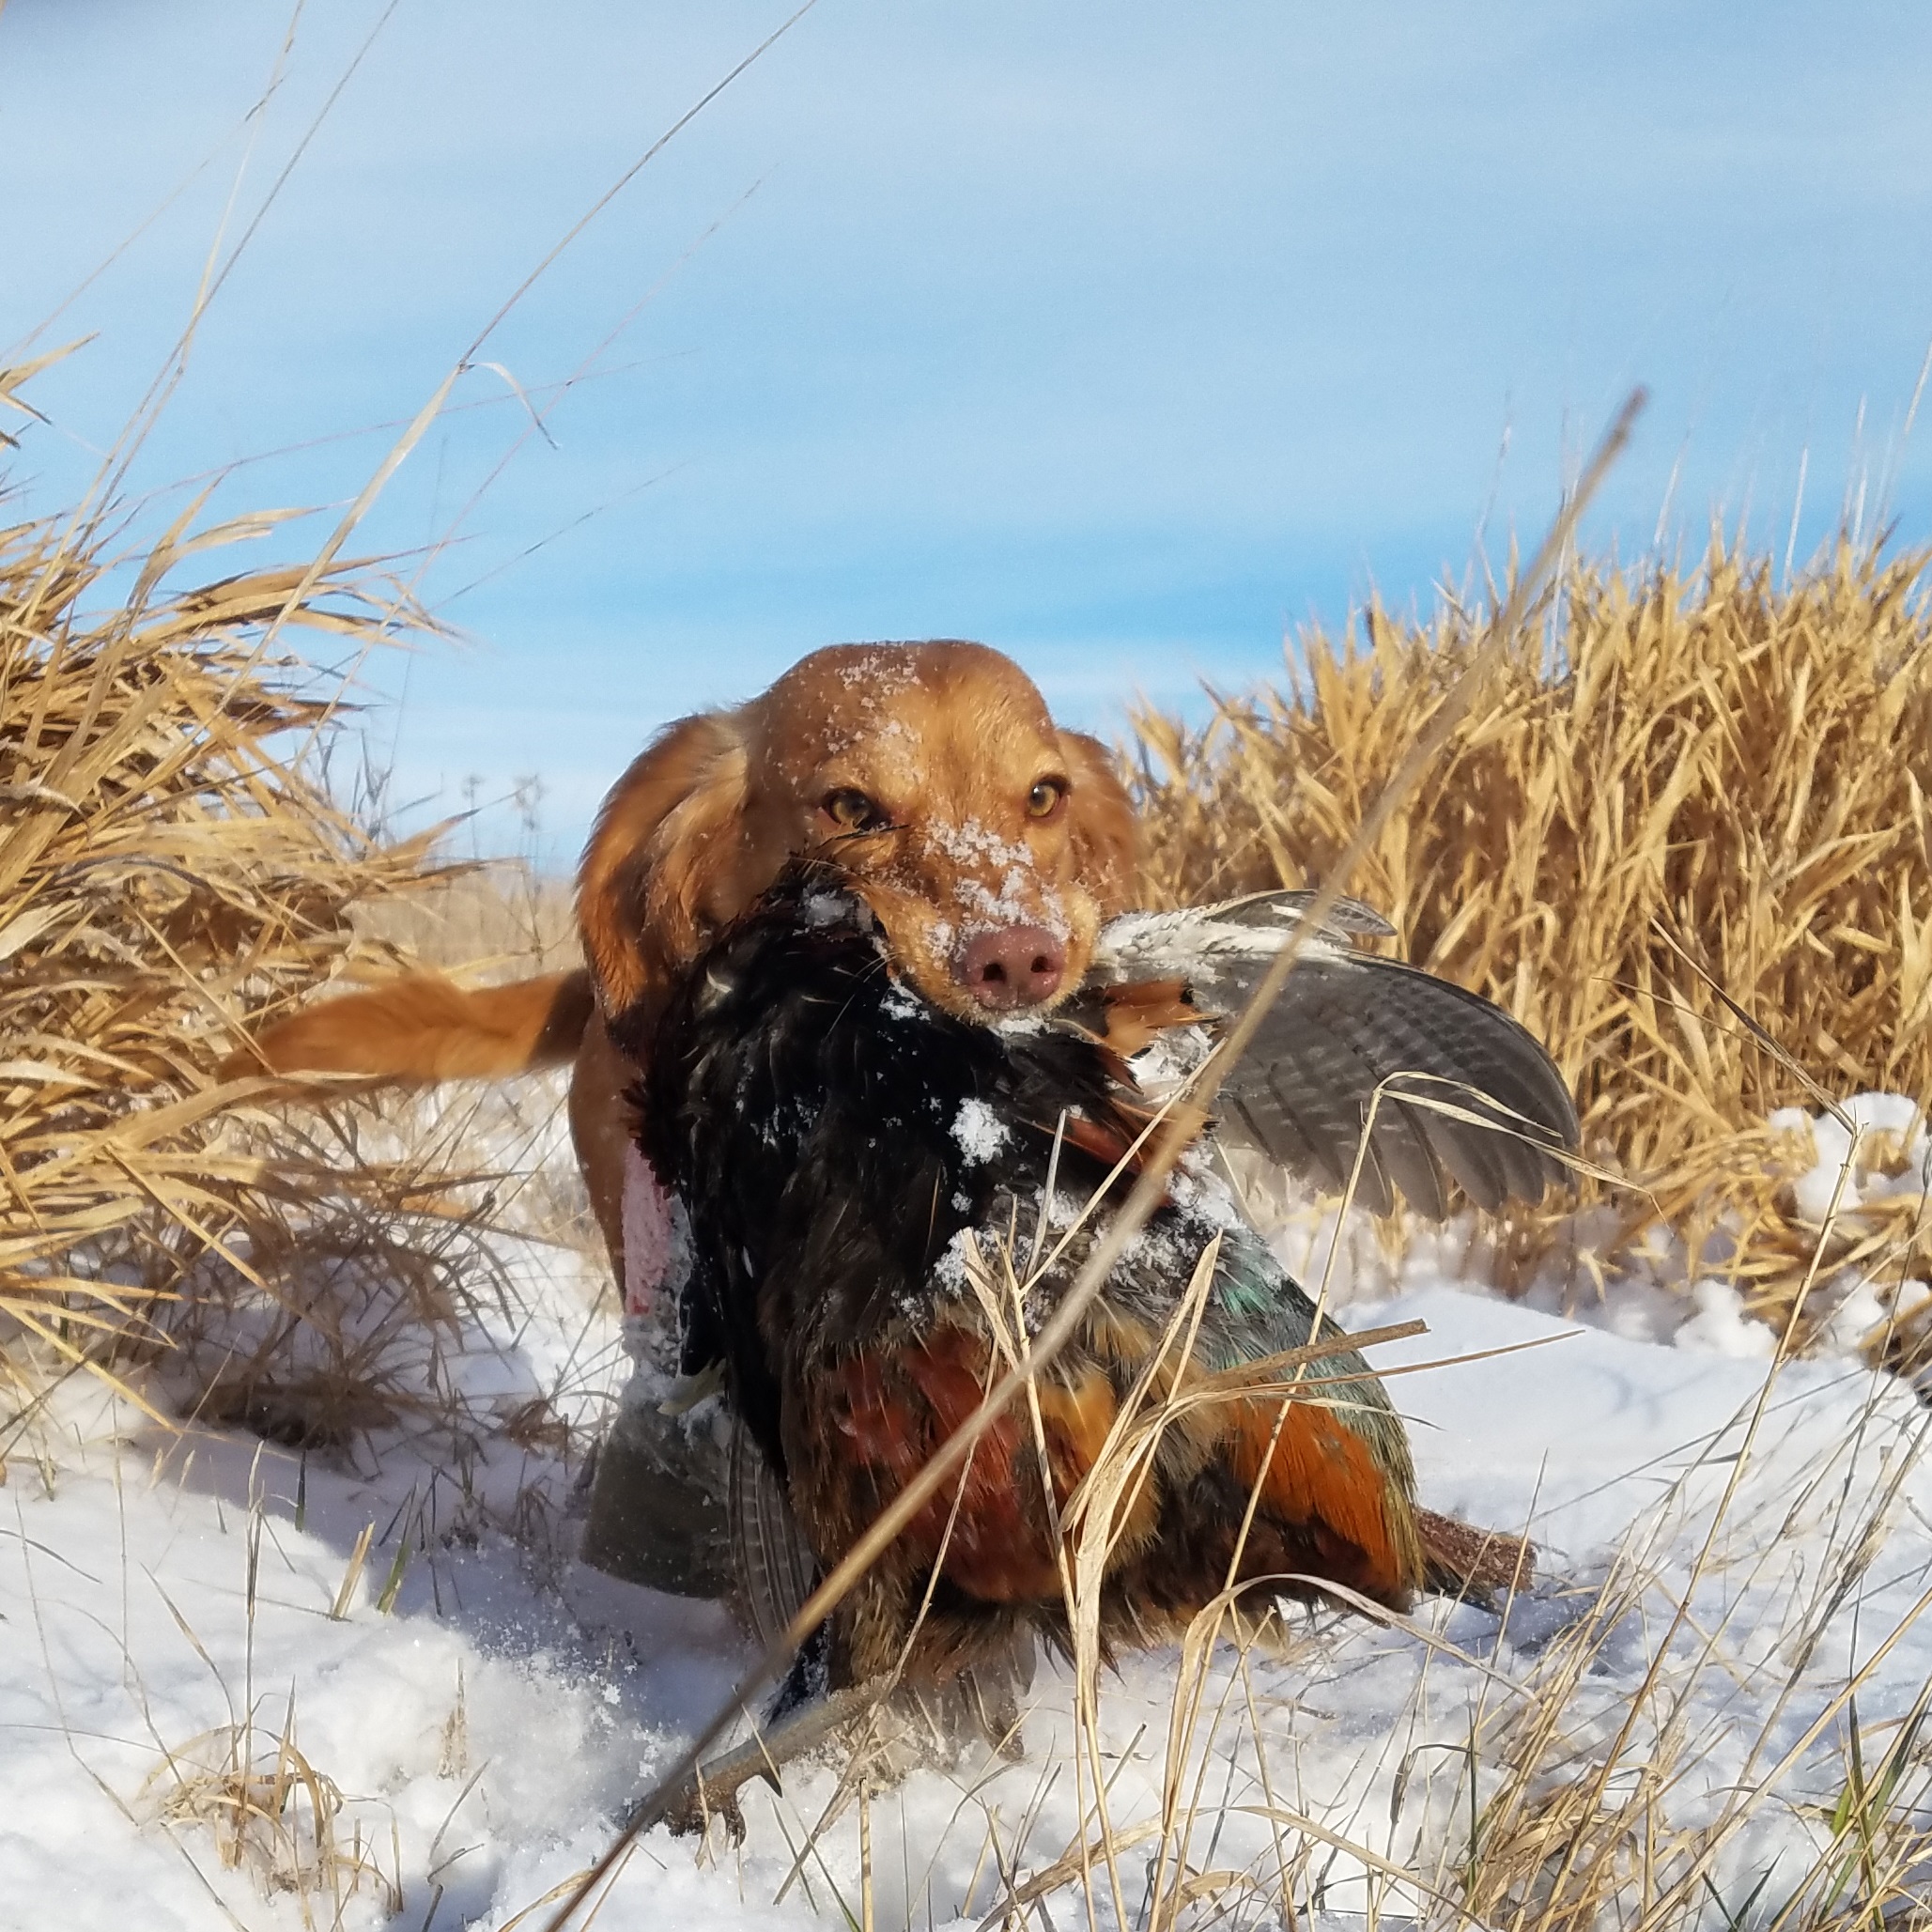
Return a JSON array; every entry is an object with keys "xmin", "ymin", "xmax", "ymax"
[{"xmin": 1090, "ymin": 893, "xmax": 1579, "ymax": 1219}]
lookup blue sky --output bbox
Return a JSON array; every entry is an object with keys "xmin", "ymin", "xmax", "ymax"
[{"xmin": 5, "ymin": 1, "xmax": 1931, "ymax": 863}]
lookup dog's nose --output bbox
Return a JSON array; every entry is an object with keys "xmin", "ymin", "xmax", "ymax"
[{"xmin": 953, "ymin": 925, "xmax": 1066, "ymax": 1011}]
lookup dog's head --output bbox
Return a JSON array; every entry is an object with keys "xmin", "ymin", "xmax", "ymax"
[{"xmin": 579, "ymin": 641, "xmax": 1138, "ymax": 1030}]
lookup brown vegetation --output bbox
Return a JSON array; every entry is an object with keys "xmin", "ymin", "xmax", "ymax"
[
  {"xmin": 0, "ymin": 381, "xmax": 487, "ymax": 1431},
  {"xmin": 1132, "ymin": 541, "xmax": 1932, "ymax": 1346}
]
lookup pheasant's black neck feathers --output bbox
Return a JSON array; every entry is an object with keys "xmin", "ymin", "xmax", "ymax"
[{"xmin": 639, "ymin": 879, "xmax": 1143, "ymax": 1474}]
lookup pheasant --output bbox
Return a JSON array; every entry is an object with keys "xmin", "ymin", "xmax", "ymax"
[{"xmin": 628, "ymin": 868, "xmax": 1569, "ymax": 1754}]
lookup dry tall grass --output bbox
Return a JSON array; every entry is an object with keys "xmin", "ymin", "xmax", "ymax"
[
  {"xmin": 0, "ymin": 377, "xmax": 484, "ymax": 1434},
  {"xmin": 1132, "ymin": 541, "xmax": 1932, "ymax": 1342},
  {"xmin": 11, "ymin": 321, "xmax": 1930, "ymax": 1930},
  {"xmin": 351, "ymin": 862, "xmax": 576, "ymax": 979}
]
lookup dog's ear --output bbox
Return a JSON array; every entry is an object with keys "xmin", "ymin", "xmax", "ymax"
[
  {"xmin": 578, "ymin": 711, "xmax": 750, "ymax": 1022},
  {"xmin": 1058, "ymin": 729, "xmax": 1140, "ymax": 913}
]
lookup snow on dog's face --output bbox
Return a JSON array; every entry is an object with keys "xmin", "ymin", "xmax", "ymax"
[
  {"xmin": 739, "ymin": 641, "xmax": 1138, "ymax": 1023},
  {"xmin": 579, "ymin": 640, "xmax": 1137, "ymax": 1031}
]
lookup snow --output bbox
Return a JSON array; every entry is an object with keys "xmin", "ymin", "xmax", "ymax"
[
  {"xmin": 878, "ymin": 981, "xmax": 923, "ymax": 1021},
  {"xmin": 6, "ymin": 1097, "xmax": 1932, "ymax": 1928},
  {"xmin": 799, "ymin": 889, "xmax": 862, "ymax": 931},
  {"xmin": 1674, "ymin": 1277, "xmax": 1779, "ymax": 1358},
  {"xmin": 950, "ymin": 1096, "xmax": 1011, "ymax": 1166},
  {"xmin": 1, "ymin": 1228, "xmax": 663, "ymax": 1932},
  {"xmin": 1771, "ymin": 1093, "xmax": 1929, "ymax": 1227},
  {"xmin": 921, "ymin": 816, "xmax": 1071, "ymax": 940}
]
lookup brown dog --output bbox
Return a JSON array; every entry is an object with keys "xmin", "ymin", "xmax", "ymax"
[{"xmin": 237, "ymin": 641, "xmax": 1140, "ymax": 1284}]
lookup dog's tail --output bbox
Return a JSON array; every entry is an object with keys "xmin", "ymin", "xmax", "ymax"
[{"xmin": 222, "ymin": 969, "xmax": 595, "ymax": 1085}]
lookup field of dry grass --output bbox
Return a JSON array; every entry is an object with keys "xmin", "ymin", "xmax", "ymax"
[
  {"xmin": 0, "ymin": 351, "xmax": 588, "ymax": 1462},
  {"xmin": 1132, "ymin": 542, "xmax": 1932, "ymax": 1367},
  {"xmin": 7, "ymin": 349, "xmax": 1932, "ymax": 1929}
]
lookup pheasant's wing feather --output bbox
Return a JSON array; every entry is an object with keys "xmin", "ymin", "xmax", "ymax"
[
  {"xmin": 1092, "ymin": 895, "xmax": 1579, "ymax": 1218},
  {"xmin": 1228, "ymin": 952, "xmax": 1578, "ymax": 1213}
]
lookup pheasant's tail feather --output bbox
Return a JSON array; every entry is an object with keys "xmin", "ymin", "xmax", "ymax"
[
  {"xmin": 1415, "ymin": 1507, "xmax": 1536, "ymax": 1600},
  {"xmin": 221, "ymin": 968, "xmax": 594, "ymax": 1084},
  {"xmin": 729, "ymin": 1414, "xmax": 820, "ymax": 1648}
]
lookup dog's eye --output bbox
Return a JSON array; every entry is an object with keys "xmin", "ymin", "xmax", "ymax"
[
  {"xmin": 1026, "ymin": 778, "xmax": 1066, "ymax": 819},
  {"xmin": 822, "ymin": 788, "xmax": 885, "ymax": 832}
]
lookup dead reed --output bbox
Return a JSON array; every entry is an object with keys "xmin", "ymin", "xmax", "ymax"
[
  {"xmin": 0, "ymin": 360, "xmax": 487, "ymax": 1437},
  {"xmin": 1131, "ymin": 540, "xmax": 1932, "ymax": 1340},
  {"xmin": 9, "ymin": 323, "xmax": 1927, "ymax": 1926},
  {"xmin": 143, "ymin": 1712, "xmax": 402, "ymax": 1921}
]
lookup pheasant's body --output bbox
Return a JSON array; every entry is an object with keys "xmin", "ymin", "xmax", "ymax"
[{"xmin": 641, "ymin": 879, "xmax": 1433, "ymax": 1690}]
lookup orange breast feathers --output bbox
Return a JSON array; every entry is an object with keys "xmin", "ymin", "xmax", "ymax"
[
  {"xmin": 819, "ymin": 1326, "xmax": 1118, "ymax": 1603},
  {"xmin": 1224, "ymin": 1388, "xmax": 1416, "ymax": 1601},
  {"xmin": 801, "ymin": 1317, "xmax": 1415, "ymax": 1614}
]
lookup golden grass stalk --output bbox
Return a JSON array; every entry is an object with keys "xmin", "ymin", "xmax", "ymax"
[
  {"xmin": 144, "ymin": 1713, "xmax": 402, "ymax": 1919},
  {"xmin": 1132, "ymin": 539, "xmax": 1932, "ymax": 1344},
  {"xmin": 0, "ymin": 415, "xmax": 469, "ymax": 1430}
]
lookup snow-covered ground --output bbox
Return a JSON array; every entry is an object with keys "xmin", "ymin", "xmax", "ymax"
[{"xmin": 5, "ymin": 1100, "xmax": 1931, "ymax": 1930}]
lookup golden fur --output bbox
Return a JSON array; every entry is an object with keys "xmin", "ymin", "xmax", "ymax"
[{"xmin": 232, "ymin": 641, "xmax": 1141, "ymax": 1274}]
